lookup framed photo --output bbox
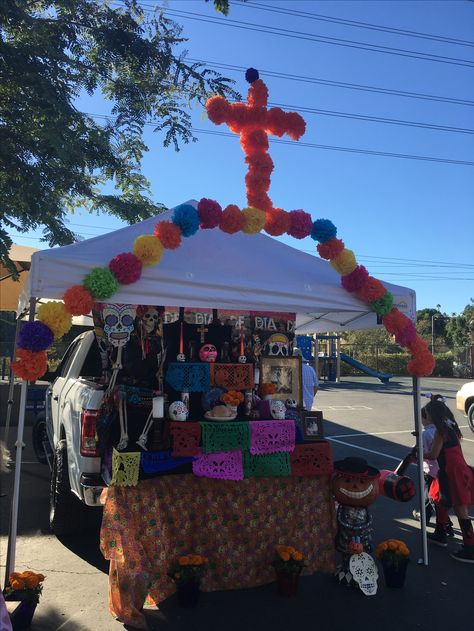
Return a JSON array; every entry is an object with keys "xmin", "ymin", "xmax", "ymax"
[
  {"xmin": 301, "ymin": 411, "xmax": 324, "ymax": 440},
  {"xmin": 260, "ymin": 356, "xmax": 302, "ymax": 406}
]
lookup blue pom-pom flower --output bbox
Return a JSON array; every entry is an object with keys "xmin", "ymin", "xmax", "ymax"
[
  {"xmin": 310, "ymin": 219, "xmax": 337, "ymax": 243},
  {"xmin": 172, "ymin": 204, "xmax": 200, "ymax": 237}
]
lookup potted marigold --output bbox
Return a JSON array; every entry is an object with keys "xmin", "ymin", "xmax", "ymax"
[
  {"xmin": 271, "ymin": 545, "xmax": 305, "ymax": 598},
  {"xmin": 220, "ymin": 390, "xmax": 244, "ymax": 413},
  {"xmin": 168, "ymin": 554, "xmax": 208, "ymax": 608},
  {"xmin": 375, "ymin": 539, "xmax": 410, "ymax": 588},
  {"xmin": 260, "ymin": 383, "xmax": 276, "ymax": 400},
  {"xmin": 4, "ymin": 571, "xmax": 45, "ymax": 630}
]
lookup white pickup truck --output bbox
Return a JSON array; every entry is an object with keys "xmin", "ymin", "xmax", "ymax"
[{"xmin": 40, "ymin": 330, "xmax": 107, "ymax": 535}]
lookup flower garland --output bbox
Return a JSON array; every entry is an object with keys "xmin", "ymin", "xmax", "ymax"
[{"xmin": 12, "ymin": 70, "xmax": 435, "ymax": 381}]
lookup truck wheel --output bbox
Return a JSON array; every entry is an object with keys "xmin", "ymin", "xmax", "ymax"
[
  {"xmin": 32, "ymin": 413, "xmax": 49, "ymax": 465},
  {"xmin": 50, "ymin": 439, "xmax": 87, "ymax": 536},
  {"xmin": 468, "ymin": 403, "xmax": 474, "ymax": 435}
]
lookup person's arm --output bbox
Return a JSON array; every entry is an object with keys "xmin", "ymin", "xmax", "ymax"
[{"xmin": 424, "ymin": 432, "xmax": 443, "ymax": 460}]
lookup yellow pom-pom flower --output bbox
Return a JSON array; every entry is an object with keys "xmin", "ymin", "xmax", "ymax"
[
  {"xmin": 37, "ymin": 302, "xmax": 72, "ymax": 339},
  {"xmin": 330, "ymin": 249, "xmax": 357, "ymax": 275},
  {"xmin": 241, "ymin": 207, "xmax": 266, "ymax": 234},
  {"xmin": 133, "ymin": 234, "xmax": 164, "ymax": 266}
]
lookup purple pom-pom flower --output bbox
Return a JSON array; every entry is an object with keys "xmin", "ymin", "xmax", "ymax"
[{"xmin": 18, "ymin": 321, "xmax": 54, "ymax": 352}]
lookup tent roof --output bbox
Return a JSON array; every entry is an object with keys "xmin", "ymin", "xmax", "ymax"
[{"xmin": 19, "ymin": 201, "xmax": 415, "ymax": 331}]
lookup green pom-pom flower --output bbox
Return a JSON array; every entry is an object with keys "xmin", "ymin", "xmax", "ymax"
[
  {"xmin": 83, "ymin": 267, "xmax": 119, "ymax": 300},
  {"xmin": 371, "ymin": 292, "xmax": 394, "ymax": 317}
]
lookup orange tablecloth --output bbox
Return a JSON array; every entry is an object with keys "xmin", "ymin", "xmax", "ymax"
[{"xmin": 100, "ymin": 475, "xmax": 336, "ymax": 628}]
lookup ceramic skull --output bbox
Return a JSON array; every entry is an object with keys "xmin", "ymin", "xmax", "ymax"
[
  {"xmin": 349, "ymin": 552, "xmax": 378, "ymax": 596},
  {"xmin": 270, "ymin": 400, "xmax": 286, "ymax": 420},
  {"xmin": 103, "ymin": 304, "xmax": 136, "ymax": 347},
  {"xmin": 176, "ymin": 353, "xmax": 186, "ymax": 362},
  {"xmin": 265, "ymin": 333, "xmax": 289, "ymax": 357},
  {"xmin": 238, "ymin": 355, "xmax": 247, "ymax": 364},
  {"xmin": 141, "ymin": 307, "xmax": 160, "ymax": 334},
  {"xmin": 199, "ymin": 343, "xmax": 217, "ymax": 363},
  {"xmin": 286, "ymin": 399, "xmax": 297, "ymax": 408},
  {"xmin": 169, "ymin": 401, "xmax": 188, "ymax": 422}
]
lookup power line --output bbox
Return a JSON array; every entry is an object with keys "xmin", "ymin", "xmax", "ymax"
[
  {"xmin": 188, "ymin": 58, "xmax": 474, "ymax": 107},
  {"xmin": 242, "ymin": 1, "xmax": 474, "ymax": 48},
  {"xmin": 148, "ymin": 6, "xmax": 474, "ymax": 68},
  {"xmin": 87, "ymin": 112, "xmax": 474, "ymax": 166}
]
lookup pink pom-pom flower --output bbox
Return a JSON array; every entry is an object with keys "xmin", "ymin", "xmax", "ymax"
[
  {"xmin": 198, "ymin": 198, "xmax": 222, "ymax": 229},
  {"xmin": 287, "ymin": 210, "xmax": 313, "ymax": 240},
  {"xmin": 341, "ymin": 266, "xmax": 369, "ymax": 292},
  {"xmin": 109, "ymin": 252, "xmax": 143, "ymax": 285},
  {"xmin": 395, "ymin": 320, "xmax": 418, "ymax": 347}
]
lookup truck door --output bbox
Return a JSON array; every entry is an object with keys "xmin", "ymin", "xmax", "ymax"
[{"xmin": 50, "ymin": 338, "xmax": 82, "ymax": 441}]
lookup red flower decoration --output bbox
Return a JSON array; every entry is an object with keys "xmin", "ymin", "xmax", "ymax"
[
  {"xmin": 317, "ymin": 238, "xmax": 345, "ymax": 260},
  {"xmin": 109, "ymin": 252, "xmax": 142, "ymax": 285},
  {"xmin": 198, "ymin": 198, "xmax": 222, "ymax": 229},
  {"xmin": 356, "ymin": 277, "xmax": 387, "ymax": 303},
  {"xmin": 206, "ymin": 95, "xmax": 232, "ymax": 125},
  {"xmin": 154, "ymin": 221, "xmax": 182, "ymax": 249},
  {"xmin": 287, "ymin": 209, "xmax": 313, "ymax": 240},
  {"xmin": 265, "ymin": 208, "xmax": 290, "ymax": 236},
  {"xmin": 11, "ymin": 348, "xmax": 48, "ymax": 381},
  {"xmin": 382, "ymin": 308, "xmax": 408, "ymax": 335},
  {"xmin": 341, "ymin": 265, "xmax": 369, "ymax": 292},
  {"xmin": 63, "ymin": 285, "xmax": 94, "ymax": 316},
  {"xmin": 219, "ymin": 205, "xmax": 245, "ymax": 233}
]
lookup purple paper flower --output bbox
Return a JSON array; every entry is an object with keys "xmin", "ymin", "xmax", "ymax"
[{"xmin": 18, "ymin": 321, "xmax": 54, "ymax": 352}]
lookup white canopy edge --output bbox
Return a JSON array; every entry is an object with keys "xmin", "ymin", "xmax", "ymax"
[{"xmin": 18, "ymin": 201, "xmax": 415, "ymax": 332}]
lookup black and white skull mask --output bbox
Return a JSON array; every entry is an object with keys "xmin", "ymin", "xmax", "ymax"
[
  {"xmin": 103, "ymin": 304, "xmax": 136, "ymax": 347},
  {"xmin": 142, "ymin": 307, "xmax": 160, "ymax": 334}
]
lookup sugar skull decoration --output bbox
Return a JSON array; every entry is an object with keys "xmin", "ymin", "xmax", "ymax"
[
  {"xmin": 169, "ymin": 400, "xmax": 188, "ymax": 422},
  {"xmin": 286, "ymin": 399, "xmax": 298, "ymax": 409},
  {"xmin": 270, "ymin": 400, "xmax": 286, "ymax": 420},
  {"xmin": 264, "ymin": 333, "xmax": 290, "ymax": 357},
  {"xmin": 103, "ymin": 304, "xmax": 136, "ymax": 347},
  {"xmin": 238, "ymin": 355, "xmax": 247, "ymax": 364},
  {"xmin": 349, "ymin": 552, "xmax": 378, "ymax": 596},
  {"xmin": 331, "ymin": 457, "xmax": 380, "ymax": 588},
  {"xmin": 199, "ymin": 343, "xmax": 217, "ymax": 363}
]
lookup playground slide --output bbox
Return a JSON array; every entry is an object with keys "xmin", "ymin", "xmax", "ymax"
[{"xmin": 340, "ymin": 352, "xmax": 392, "ymax": 384}]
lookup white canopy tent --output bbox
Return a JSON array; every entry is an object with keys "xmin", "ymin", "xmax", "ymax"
[{"xmin": 7, "ymin": 200, "xmax": 426, "ymax": 581}]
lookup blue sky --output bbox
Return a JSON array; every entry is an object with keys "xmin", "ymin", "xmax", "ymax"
[{"xmin": 11, "ymin": 0, "xmax": 474, "ymax": 315}]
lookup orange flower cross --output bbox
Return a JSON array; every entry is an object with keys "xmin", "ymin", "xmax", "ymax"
[{"xmin": 206, "ymin": 68, "xmax": 306, "ymax": 212}]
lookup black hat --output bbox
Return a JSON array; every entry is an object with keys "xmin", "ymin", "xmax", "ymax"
[{"xmin": 333, "ymin": 457, "xmax": 379, "ymax": 478}]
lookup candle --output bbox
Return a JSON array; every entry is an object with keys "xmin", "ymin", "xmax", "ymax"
[
  {"xmin": 153, "ymin": 395, "xmax": 164, "ymax": 418},
  {"xmin": 179, "ymin": 322, "xmax": 184, "ymax": 354},
  {"xmin": 254, "ymin": 366, "xmax": 260, "ymax": 385},
  {"xmin": 240, "ymin": 327, "xmax": 245, "ymax": 356}
]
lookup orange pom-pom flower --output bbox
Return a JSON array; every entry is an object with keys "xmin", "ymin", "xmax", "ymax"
[
  {"xmin": 317, "ymin": 238, "xmax": 345, "ymax": 260},
  {"xmin": 219, "ymin": 205, "xmax": 245, "ymax": 234},
  {"xmin": 11, "ymin": 348, "xmax": 48, "ymax": 381},
  {"xmin": 265, "ymin": 208, "xmax": 290, "ymax": 236},
  {"xmin": 64, "ymin": 285, "xmax": 94, "ymax": 316},
  {"xmin": 154, "ymin": 221, "xmax": 182, "ymax": 250}
]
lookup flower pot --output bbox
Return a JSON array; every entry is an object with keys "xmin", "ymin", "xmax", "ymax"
[
  {"xmin": 382, "ymin": 559, "xmax": 409, "ymax": 588},
  {"xmin": 176, "ymin": 580, "xmax": 201, "ymax": 608},
  {"xmin": 10, "ymin": 601, "xmax": 37, "ymax": 631},
  {"xmin": 275, "ymin": 570, "xmax": 300, "ymax": 598}
]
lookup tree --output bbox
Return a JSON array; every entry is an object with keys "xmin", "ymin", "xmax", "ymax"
[
  {"xmin": 445, "ymin": 299, "xmax": 474, "ymax": 348},
  {"xmin": 0, "ymin": 0, "xmax": 239, "ymax": 275}
]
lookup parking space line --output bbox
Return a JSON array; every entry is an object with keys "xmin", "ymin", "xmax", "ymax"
[
  {"xmin": 327, "ymin": 425, "xmax": 470, "ymax": 440},
  {"xmin": 325, "ymin": 436, "xmax": 403, "ymax": 462}
]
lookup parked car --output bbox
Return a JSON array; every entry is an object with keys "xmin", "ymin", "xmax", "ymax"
[{"xmin": 456, "ymin": 381, "xmax": 474, "ymax": 434}]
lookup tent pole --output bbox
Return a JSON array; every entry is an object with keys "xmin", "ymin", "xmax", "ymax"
[
  {"xmin": 413, "ymin": 375, "xmax": 428, "ymax": 566},
  {"xmin": 2, "ymin": 313, "xmax": 25, "ymax": 445},
  {"xmin": 4, "ymin": 297, "xmax": 36, "ymax": 586}
]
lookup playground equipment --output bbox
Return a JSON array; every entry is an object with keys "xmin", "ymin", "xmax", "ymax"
[{"xmin": 295, "ymin": 335, "xmax": 392, "ymax": 384}]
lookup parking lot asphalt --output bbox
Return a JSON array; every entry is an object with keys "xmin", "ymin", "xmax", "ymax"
[{"xmin": 1, "ymin": 376, "xmax": 472, "ymax": 631}]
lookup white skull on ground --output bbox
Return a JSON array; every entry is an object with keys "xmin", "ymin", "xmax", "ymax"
[
  {"xmin": 169, "ymin": 401, "xmax": 188, "ymax": 422},
  {"xmin": 349, "ymin": 552, "xmax": 378, "ymax": 596},
  {"xmin": 103, "ymin": 304, "xmax": 136, "ymax": 347},
  {"xmin": 270, "ymin": 400, "xmax": 286, "ymax": 420}
]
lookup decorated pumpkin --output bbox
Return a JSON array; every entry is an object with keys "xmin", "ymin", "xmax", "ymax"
[{"xmin": 331, "ymin": 457, "xmax": 380, "ymax": 507}]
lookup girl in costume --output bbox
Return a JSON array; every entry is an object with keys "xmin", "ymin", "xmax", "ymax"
[{"xmin": 423, "ymin": 399, "xmax": 474, "ymax": 562}]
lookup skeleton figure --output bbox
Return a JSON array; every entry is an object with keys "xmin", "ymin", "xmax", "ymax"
[
  {"xmin": 264, "ymin": 333, "xmax": 290, "ymax": 357},
  {"xmin": 103, "ymin": 304, "xmax": 136, "ymax": 347},
  {"xmin": 270, "ymin": 400, "xmax": 286, "ymax": 420},
  {"xmin": 349, "ymin": 553, "xmax": 378, "ymax": 596}
]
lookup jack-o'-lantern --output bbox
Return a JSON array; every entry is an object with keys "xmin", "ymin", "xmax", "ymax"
[{"xmin": 331, "ymin": 457, "xmax": 380, "ymax": 507}]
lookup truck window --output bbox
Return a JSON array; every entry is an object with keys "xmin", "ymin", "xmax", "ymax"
[
  {"xmin": 58, "ymin": 339, "xmax": 81, "ymax": 378},
  {"xmin": 80, "ymin": 338, "xmax": 103, "ymax": 379}
]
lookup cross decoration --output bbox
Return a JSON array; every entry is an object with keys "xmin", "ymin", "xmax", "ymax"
[{"xmin": 206, "ymin": 68, "xmax": 306, "ymax": 212}]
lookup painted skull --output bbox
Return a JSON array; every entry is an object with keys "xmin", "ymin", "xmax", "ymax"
[
  {"xmin": 265, "ymin": 333, "xmax": 290, "ymax": 357},
  {"xmin": 176, "ymin": 353, "xmax": 186, "ymax": 362},
  {"xmin": 349, "ymin": 553, "xmax": 378, "ymax": 596},
  {"xmin": 286, "ymin": 399, "xmax": 297, "ymax": 408},
  {"xmin": 169, "ymin": 401, "xmax": 188, "ymax": 422},
  {"xmin": 270, "ymin": 400, "xmax": 286, "ymax": 420},
  {"xmin": 141, "ymin": 307, "xmax": 159, "ymax": 334},
  {"xmin": 238, "ymin": 355, "xmax": 247, "ymax": 364},
  {"xmin": 199, "ymin": 343, "xmax": 217, "ymax": 363},
  {"xmin": 103, "ymin": 304, "xmax": 136, "ymax": 347}
]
